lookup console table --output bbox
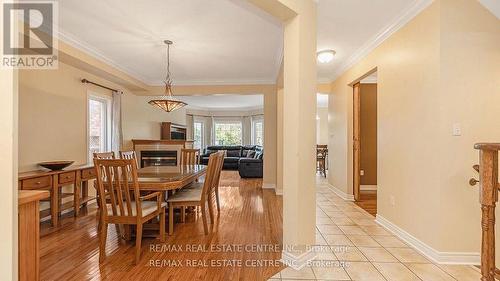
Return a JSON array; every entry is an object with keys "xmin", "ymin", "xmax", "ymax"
[{"xmin": 18, "ymin": 164, "xmax": 96, "ymax": 227}]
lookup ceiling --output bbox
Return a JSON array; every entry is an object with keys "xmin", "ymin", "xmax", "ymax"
[
  {"xmin": 56, "ymin": 0, "xmax": 283, "ymax": 85},
  {"xmin": 479, "ymin": 0, "xmax": 500, "ymax": 19},
  {"xmin": 177, "ymin": 94, "xmax": 263, "ymax": 111},
  {"xmin": 55, "ymin": 0, "xmax": 500, "ymax": 86}
]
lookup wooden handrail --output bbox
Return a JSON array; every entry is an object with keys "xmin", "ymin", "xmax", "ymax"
[{"xmin": 473, "ymin": 143, "xmax": 500, "ymax": 281}]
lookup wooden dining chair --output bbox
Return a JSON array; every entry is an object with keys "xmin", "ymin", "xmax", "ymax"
[
  {"xmin": 167, "ymin": 151, "xmax": 224, "ymax": 235},
  {"xmin": 93, "ymin": 152, "xmax": 116, "ymax": 231},
  {"xmin": 180, "ymin": 148, "xmax": 200, "ymax": 165},
  {"xmin": 93, "ymin": 151, "xmax": 115, "ymax": 160},
  {"xmin": 316, "ymin": 146, "xmax": 328, "ymax": 177},
  {"xmin": 94, "ymin": 158, "xmax": 166, "ymax": 264},
  {"xmin": 119, "ymin": 150, "xmax": 137, "ymax": 160}
]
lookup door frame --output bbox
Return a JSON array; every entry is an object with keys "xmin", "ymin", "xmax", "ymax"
[{"xmin": 353, "ymin": 82, "xmax": 361, "ymax": 201}]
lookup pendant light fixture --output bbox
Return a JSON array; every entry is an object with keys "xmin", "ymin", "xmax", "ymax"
[{"xmin": 148, "ymin": 40, "xmax": 187, "ymax": 112}]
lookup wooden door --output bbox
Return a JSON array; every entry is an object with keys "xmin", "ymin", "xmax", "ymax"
[{"xmin": 353, "ymin": 83, "xmax": 361, "ymax": 201}]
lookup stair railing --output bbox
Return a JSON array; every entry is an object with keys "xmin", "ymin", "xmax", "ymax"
[{"xmin": 470, "ymin": 143, "xmax": 500, "ymax": 281}]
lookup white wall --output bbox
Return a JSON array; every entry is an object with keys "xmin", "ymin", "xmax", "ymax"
[
  {"xmin": 316, "ymin": 107, "xmax": 328, "ymax": 145},
  {"xmin": 329, "ymin": 0, "xmax": 500, "ymax": 261}
]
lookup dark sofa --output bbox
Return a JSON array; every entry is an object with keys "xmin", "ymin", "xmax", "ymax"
[{"xmin": 201, "ymin": 145, "xmax": 263, "ymax": 178}]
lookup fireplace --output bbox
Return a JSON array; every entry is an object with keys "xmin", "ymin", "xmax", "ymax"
[{"xmin": 140, "ymin": 150, "xmax": 177, "ymax": 168}]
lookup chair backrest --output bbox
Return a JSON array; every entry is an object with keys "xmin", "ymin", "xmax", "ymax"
[
  {"xmin": 211, "ymin": 151, "xmax": 225, "ymax": 191},
  {"xmin": 200, "ymin": 152, "xmax": 224, "ymax": 202},
  {"xmin": 181, "ymin": 148, "xmax": 200, "ymax": 166},
  {"xmin": 317, "ymin": 145, "xmax": 328, "ymax": 159},
  {"xmin": 93, "ymin": 151, "xmax": 115, "ymax": 159},
  {"xmin": 93, "ymin": 158, "xmax": 142, "ymax": 219},
  {"xmin": 119, "ymin": 150, "xmax": 137, "ymax": 160}
]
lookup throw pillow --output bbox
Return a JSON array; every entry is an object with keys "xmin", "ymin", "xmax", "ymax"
[
  {"xmin": 246, "ymin": 150, "xmax": 256, "ymax": 158},
  {"xmin": 218, "ymin": 150, "xmax": 227, "ymax": 157}
]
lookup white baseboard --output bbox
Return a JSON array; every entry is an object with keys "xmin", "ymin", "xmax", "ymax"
[
  {"xmin": 263, "ymin": 183, "xmax": 276, "ymax": 189},
  {"xmin": 375, "ymin": 215, "xmax": 480, "ymax": 265},
  {"xmin": 360, "ymin": 185, "xmax": 377, "ymax": 191},
  {"xmin": 281, "ymin": 248, "xmax": 317, "ymax": 270},
  {"xmin": 275, "ymin": 188, "xmax": 283, "ymax": 196},
  {"xmin": 328, "ymin": 184, "xmax": 355, "ymax": 201}
]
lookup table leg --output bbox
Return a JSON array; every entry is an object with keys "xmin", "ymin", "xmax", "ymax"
[
  {"xmin": 82, "ymin": 181, "xmax": 89, "ymax": 208},
  {"xmin": 74, "ymin": 172, "xmax": 81, "ymax": 217},
  {"xmin": 51, "ymin": 177, "xmax": 59, "ymax": 227}
]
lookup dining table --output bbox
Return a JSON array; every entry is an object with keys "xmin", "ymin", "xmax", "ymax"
[{"xmin": 136, "ymin": 164, "xmax": 207, "ymax": 191}]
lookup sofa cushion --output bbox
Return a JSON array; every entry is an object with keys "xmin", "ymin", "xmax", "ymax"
[
  {"xmin": 204, "ymin": 149, "xmax": 217, "ymax": 155},
  {"xmin": 224, "ymin": 157, "xmax": 240, "ymax": 163},
  {"xmin": 226, "ymin": 149, "xmax": 241, "ymax": 157}
]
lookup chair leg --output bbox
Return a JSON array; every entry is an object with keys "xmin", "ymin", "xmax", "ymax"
[
  {"xmin": 99, "ymin": 222, "xmax": 108, "ymax": 262},
  {"xmin": 96, "ymin": 209, "xmax": 101, "ymax": 231},
  {"xmin": 181, "ymin": 206, "xmax": 185, "ymax": 223},
  {"xmin": 200, "ymin": 203, "xmax": 208, "ymax": 235},
  {"xmin": 159, "ymin": 209, "xmax": 165, "ymax": 242},
  {"xmin": 169, "ymin": 203, "xmax": 174, "ymax": 235},
  {"xmin": 135, "ymin": 223, "xmax": 143, "ymax": 265},
  {"xmin": 208, "ymin": 197, "xmax": 214, "ymax": 224},
  {"xmin": 215, "ymin": 187, "xmax": 221, "ymax": 213}
]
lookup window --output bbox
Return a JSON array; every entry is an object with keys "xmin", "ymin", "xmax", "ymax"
[
  {"xmin": 252, "ymin": 119, "xmax": 264, "ymax": 146},
  {"xmin": 214, "ymin": 121, "xmax": 242, "ymax": 146},
  {"xmin": 193, "ymin": 121, "xmax": 204, "ymax": 149},
  {"xmin": 88, "ymin": 95, "xmax": 111, "ymax": 162}
]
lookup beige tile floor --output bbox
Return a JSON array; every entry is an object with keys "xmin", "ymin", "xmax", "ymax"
[{"xmin": 269, "ymin": 177, "xmax": 484, "ymax": 281}]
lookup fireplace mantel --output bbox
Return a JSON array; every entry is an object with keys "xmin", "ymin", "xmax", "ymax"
[{"xmin": 132, "ymin": 139, "xmax": 193, "ymax": 148}]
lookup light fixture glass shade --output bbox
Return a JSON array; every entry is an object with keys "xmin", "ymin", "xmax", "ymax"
[
  {"xmin": 148, "ymin": 99, "xmax": 187, "ymax": 112},
  {"xmin": 317, "ymin": 50, "xmax": 336, "ymax": 63},
  {"xmin": 149, "ymin": 83, "xmax": 187, "ymax": 112}
]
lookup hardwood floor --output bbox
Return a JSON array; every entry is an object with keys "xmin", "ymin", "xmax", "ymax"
[
  {"xmin": 39, "ymin": 171, "xmax": 284, "ymax": 281},
  {"xmin": 354, "ymin": 190, "xmax": 377, "ymax": 216}
]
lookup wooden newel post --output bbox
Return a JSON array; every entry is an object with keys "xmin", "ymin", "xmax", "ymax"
[{"xmin": 474, "ymin": 143, "xmax": 500, "ymax": 281}]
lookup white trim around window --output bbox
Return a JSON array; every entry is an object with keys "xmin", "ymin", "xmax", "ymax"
[{"xmin": 86, "ymin": 92, "xmax": 112, "ymax": 162}]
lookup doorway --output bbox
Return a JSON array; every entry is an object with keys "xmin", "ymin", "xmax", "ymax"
[{"xmin": 353, "ymin": 71, "xmax": 378, "ymax": 216}]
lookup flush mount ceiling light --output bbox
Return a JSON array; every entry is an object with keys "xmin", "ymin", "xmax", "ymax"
[
  {"xmin": 317, "ymin": 49, "xmax": 336, "ymax": 63},
  {"xmin": 149, "ymin": 40, "xmax": 187, "ymax": 112}
]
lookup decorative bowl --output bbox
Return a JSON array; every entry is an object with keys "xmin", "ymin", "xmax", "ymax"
[{"xmin": 38, "ymin": 161, "xmax": 74, "ymax": 171}]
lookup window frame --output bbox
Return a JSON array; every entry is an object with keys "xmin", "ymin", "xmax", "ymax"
[
  {"xmin": 251, "ymin": 117, "xmax": 264, "ymax": 146},
  {"xmin": 213, "ymin": 120, "xmax": 243, "ymax": 146},
  {"xmin": 193, "ymin": 121, "xmax": 204, "ymax": 150},
  {"xmin": 87, "ymin": 92, "xmax": 112, "ymax": 162}
]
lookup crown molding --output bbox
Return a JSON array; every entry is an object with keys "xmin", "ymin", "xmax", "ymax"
[
  {"xmin": 56, "ymin": 29, "xmax": 278, "ymax": 87},
  {"xmin": 329, "ymin": 0, "xmax": 434, "ymax": 83},
  {"xmin": 185, "ymin": 105, "xmax": 264, "ymax": 112},
  {"xmin": 151, "ymin": 79, "xmax": 276, "ymax": 86}
]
